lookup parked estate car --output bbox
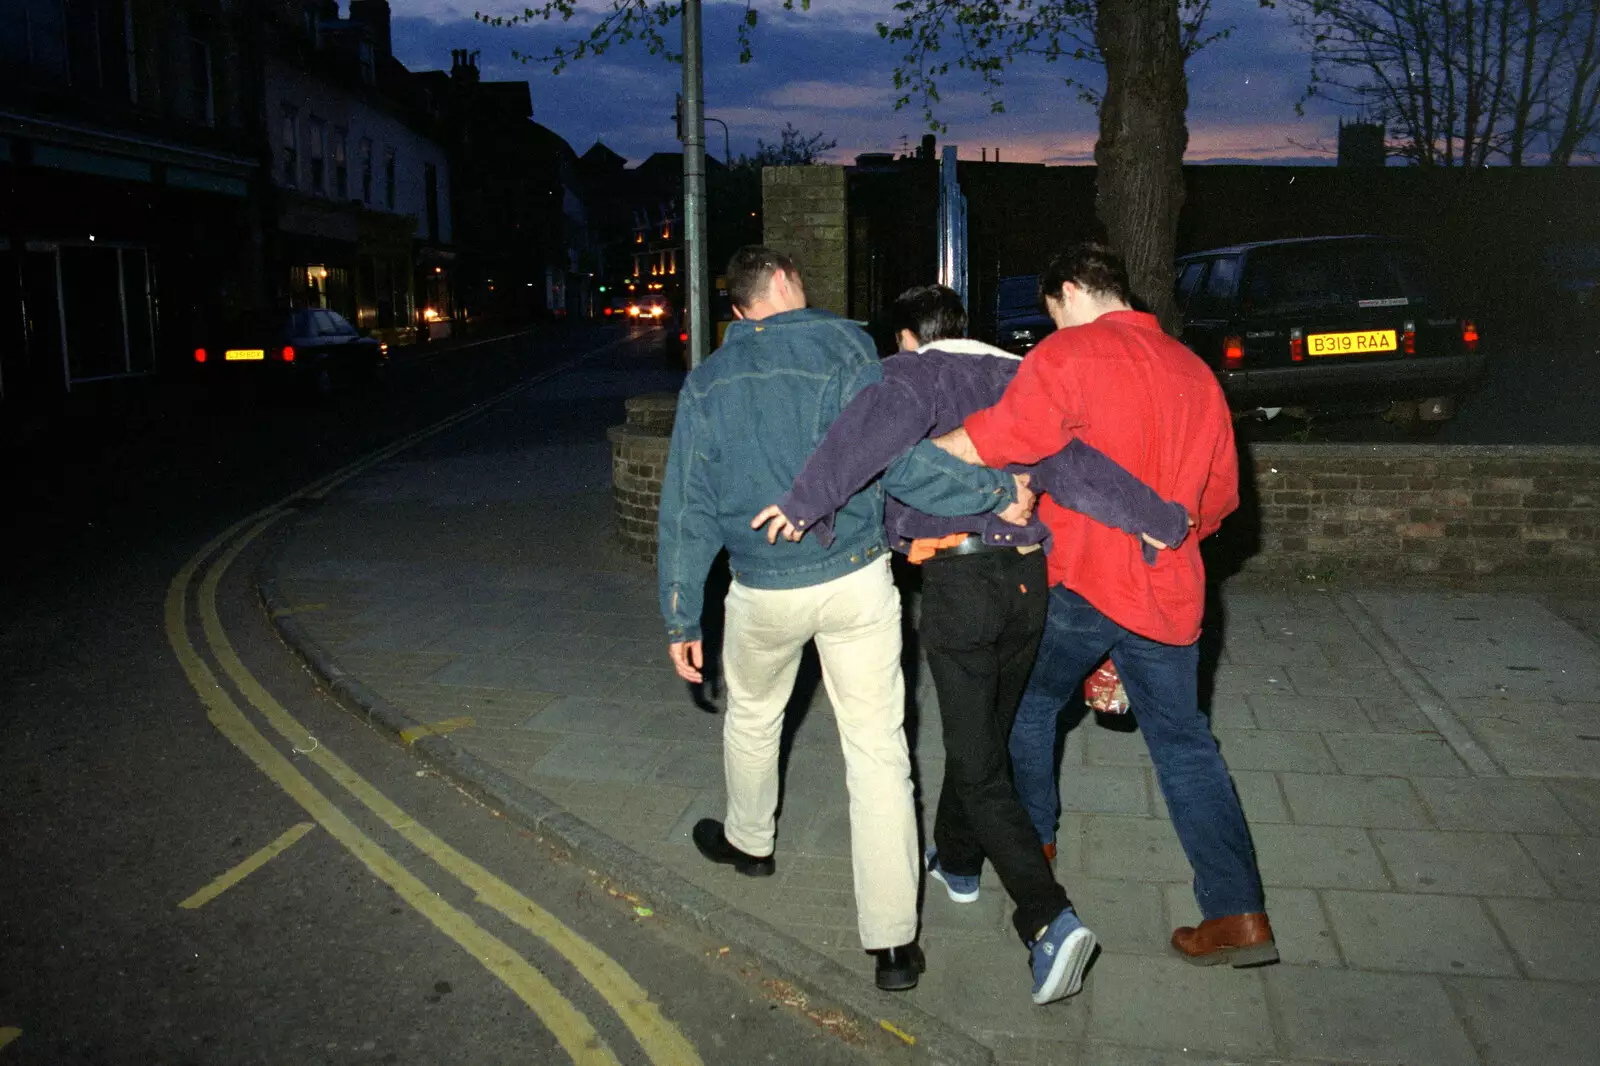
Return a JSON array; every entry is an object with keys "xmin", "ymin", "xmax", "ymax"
[
  {"xmin": 193, "ymin": 308, "xmax": 385, "ymax": 397},
  {"xmin": 1174, "ymin": 236, "xmax": 1485, "ymax": 425},
  {"xmin": 994, "ymin": 274, "xmax": 1054, "ymax": 354}
]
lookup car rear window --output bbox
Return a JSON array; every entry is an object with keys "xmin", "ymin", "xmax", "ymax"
[
  {"xmin": 222, "ymin": 309, "xmax": 293, "ymax": 336},
  {"xmin": 996, "ymin": 276, "xmax": 1040, "ymax": 314},
  {"xmin": 1241, "ymin": 241, "xmax": 1444, "ymax": 316}
]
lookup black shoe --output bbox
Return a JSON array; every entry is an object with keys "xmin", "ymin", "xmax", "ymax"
[
  {"xmin": 873, "ymin": 943, "xmax": 926, "ymax": 991},
  {"xmin": 691, "ymin": 819, "xmax": 775, "ymax": 877}
]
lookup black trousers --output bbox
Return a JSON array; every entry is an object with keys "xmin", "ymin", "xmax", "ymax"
[{"xmin": 920, "ymin": 546, "xmax": 1072, "ymax": 942}]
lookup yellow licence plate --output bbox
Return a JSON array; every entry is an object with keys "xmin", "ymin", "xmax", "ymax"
[
  {"xmin": 225, "ymin": 349, "xmax": 265, "ymax": 361},
  {"xmin": 1306, "ymin": 330, "xmax": 1396, "ymax": 356}
]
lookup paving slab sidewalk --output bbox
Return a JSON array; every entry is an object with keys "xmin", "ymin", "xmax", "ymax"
[{"xmin": 264, "ymin": 339, "xmax": 1600, "ymax": 1065}]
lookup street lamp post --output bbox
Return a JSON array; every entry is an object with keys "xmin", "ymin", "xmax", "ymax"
[
  {"xmin": 681, "ymin": 0, "xmax": 711, "ymax": 368},
  {"xmin": 704, "ymin": 116, "xmax": 731, "ymax": 167}
]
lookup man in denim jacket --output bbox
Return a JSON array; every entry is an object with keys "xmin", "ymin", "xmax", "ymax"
[
  {"xmin": 752, "ymin": 284, "xmax": 1189, "ymax": 1006},
  {"xmin": 658, "ymin": 247, "xmax": 1028, "ymax": 992}
]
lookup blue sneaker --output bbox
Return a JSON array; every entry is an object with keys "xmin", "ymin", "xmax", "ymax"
[
  {"xmin": 1029, "ymin": 908, "xmax": 1097, "ymax": 1005},
  {"xmin": 924, "ymin": 847, "xmax": 980, "ymax": 903}
]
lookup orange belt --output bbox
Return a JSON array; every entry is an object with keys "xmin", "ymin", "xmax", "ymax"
[{"xmin": 907, "ymin": 532, "xmax": 971, "ymax": 565}]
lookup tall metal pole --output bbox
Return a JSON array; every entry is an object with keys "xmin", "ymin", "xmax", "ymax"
[{"xmin": 682, "ymin": 0, "xmax": 711, "ymax": 368}]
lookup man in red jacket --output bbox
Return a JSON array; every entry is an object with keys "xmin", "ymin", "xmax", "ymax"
[{"xmin": 935, "ymin": 243, "xmax": 1277, "ymax": 968}]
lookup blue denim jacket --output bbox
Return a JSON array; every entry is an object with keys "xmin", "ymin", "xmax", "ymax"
[
  {"xmin": 658, "ymin": 309, "xmax": 1016, "ymax": 642},
  {"xmin": 775, "ymin": 338, "xmax": 1191, "ymax": 561}
]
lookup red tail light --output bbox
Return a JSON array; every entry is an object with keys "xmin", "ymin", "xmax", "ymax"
[
  {"xmin": 1288, "ymin": 328, "xmax": 1304, "ymax": 363},
  {"xmin": 281, "ymin": 346, "xmax": 296, "ymax": 363},
  {"xmin": 1461, "ymin": 319, "xmax": 1479, "ymax": 353},
  {"xmin": 1403, "ymin": 320, "xmax": 1416, "ymax": 355},
  {"xmin": 1223, "ymin": 335, "xmax": 1244, "ymax": 369},
  {"xmin": 193, "ymin": 347, "xmax": 207, "ymax": 364},
  {"xmin": 604, "ymin": 307, "xmax": 613, "ymax": 316}
]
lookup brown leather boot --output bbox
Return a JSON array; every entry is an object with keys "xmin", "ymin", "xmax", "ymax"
[
  {"xmin": 1171, "ymin": 913, "xmax": 1279, "ymax": 968},
  {"xmin": 1042, "ymin": 842, "xmax": 1057, "ymax": 863}
]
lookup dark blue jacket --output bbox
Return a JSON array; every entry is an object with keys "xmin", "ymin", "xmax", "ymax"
[
  {"xmin": 774, "ymin": 338, "xmax": 1190, "ymax": 560},
  {"xmin": 659, "ymin": 312, "xmax": 1018, "ymax": 642}
]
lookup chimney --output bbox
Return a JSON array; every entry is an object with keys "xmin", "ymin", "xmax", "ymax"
[
  {"xmin": 451, "ymin": 47, "xmax": 480, "ymax": 84},
  {"xmin": 348, "ymin": 0, "xmax": 392, "ymax": 63},
  {"xmin": 918, "ymin": 133, "xmax": 936, "ymax": 161}
]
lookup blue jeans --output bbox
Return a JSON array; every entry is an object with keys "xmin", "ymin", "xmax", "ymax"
[{"xmin": 1010, "ymin": 586, "xmax": 1265, "ymax": 920}]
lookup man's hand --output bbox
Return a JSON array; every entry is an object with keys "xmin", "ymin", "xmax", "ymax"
[
  {"xmin": 1140, "ymin": 516, "xmax": 1198, "ymax": 552},
  {"xmin": 996, "ymin": 473, "xmax": 1036, "ymax": 526},
  {"xmin": 669, "ymin": 640, "xmax": 705, "ymax": 684},
  {"xmin": 751, "ymin": 504, "xmax": 804, "ymax": 544},
  {"xmin": 930, "ymin": 426, "xmax": 983, "ymax": 465}
]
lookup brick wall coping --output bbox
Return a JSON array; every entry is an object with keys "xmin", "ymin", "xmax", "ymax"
[
  {"xmin": 1250, "ymin": 442, "xmax": 1600, "ymax": 462},
  {"xmin": 605, "ymin": 422, "xmax": 672, "ymax": 447}
]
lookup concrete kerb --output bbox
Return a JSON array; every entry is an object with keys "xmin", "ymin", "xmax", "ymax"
[{"xmin": 255, "ymin": 548, "xmax": 994, "ymax": 1066}]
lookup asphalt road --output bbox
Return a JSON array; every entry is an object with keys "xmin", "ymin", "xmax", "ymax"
[{"xmin": 0, "ymin": 325, "xmax": 910, "ymax": 1066}]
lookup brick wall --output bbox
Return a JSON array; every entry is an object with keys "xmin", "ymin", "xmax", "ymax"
[
  {"xmin": 606, "ymin": 393, "xmax": 677, "ymax": 564},
  {"xmin": 762, "ymin": 165, "xmax": 848, "ymax": 316},
  {"xmin": 607, "ymin": 413, "xmax": 1600, "ymax": 583},
  {"xmin": 1220, "ymin": 444, "xmax": 1600, "ymax": 583}
]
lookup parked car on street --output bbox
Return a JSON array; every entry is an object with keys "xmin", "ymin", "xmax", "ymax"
[
  {"xmin": 993, "ymin": 274, "xmax": 1053, "ymax": 354},
  {"xmin": 1174, "ymin": 236, "xmax": 1484, "ymax": 426},
  {"xmin": 193, "ymin": 308, "xmax": 385, "ymax": 398}
]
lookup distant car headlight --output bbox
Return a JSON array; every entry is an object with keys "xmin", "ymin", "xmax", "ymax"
[{"xmin": 1007, "ymin": 329, "xmax": 1035, "ymax": 342}]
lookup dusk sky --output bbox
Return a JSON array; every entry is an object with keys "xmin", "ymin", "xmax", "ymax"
[{"xmin": 389, "ymin": 0, "xmax": 1350, "ymax": 167}]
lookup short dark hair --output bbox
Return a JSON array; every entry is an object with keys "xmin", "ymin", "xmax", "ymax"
[
  {"xmin": 725, "ymin": 245, "xmax": 801, "ymax": 311},
  {"xmin": 891, "ymin": 284, "xmax": 968, "ymax": 344},
  {"xmin": 1038, "ymin": 242, "xmax": 1133, "ymax": 307}
]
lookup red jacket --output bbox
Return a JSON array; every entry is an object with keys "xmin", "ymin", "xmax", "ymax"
[{"xmin": 964, "ymin": 310, "xmax": 1238, "ymax": 645}]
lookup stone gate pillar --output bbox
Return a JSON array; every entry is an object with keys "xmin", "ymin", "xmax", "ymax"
[
  {"xmin": 761, "ymin": 165, "xmax": 848, "ymax": 315},
  {"xmin": 606, "ymin": 392, "xmax": 676, "ymax": 563}
]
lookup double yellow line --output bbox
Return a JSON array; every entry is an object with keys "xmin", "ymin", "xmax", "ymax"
[{"xmin": 164, "ymin": 342, "xmax": 701, "ymax": 1066}]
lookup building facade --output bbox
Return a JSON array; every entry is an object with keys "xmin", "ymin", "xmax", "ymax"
[
  {"xmin": 416, "ymin": 50, "xmax": 596, "ymax": 329},
  {"xmin": 0, "ymin": 0, "xmax": 261, "ymax": 402},
  {"xmin": 261, "ymin": 0, "xmax": 454, "ymax": 342}
]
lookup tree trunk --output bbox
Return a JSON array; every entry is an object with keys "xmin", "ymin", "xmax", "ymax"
[{"xmin": 1094, "ymin": 0, "xmax": 1189, "ymax": 335}]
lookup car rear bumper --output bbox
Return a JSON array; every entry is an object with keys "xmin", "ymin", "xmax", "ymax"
[{"xmin": 1218, "ymin": 352, "xmax": 1486, "ymax": 407}]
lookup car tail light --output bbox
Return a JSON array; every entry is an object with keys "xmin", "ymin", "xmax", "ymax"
[
  {"xmin": 1288, "ymin": 328, "xmax": 1304, "ymax": 363},
  {"xmin": 1223, "ymin": 335, "xmax": 1244, "ymax": 369},
  {"xmin": 1461, "ymin": 319, "xmax": 1479, "ymax": 353},
  {"xmin": 1402, "ymin": 320, "xmax": 1416, "ymax": 356},
  {"xmin": 281, "ymin": 346, "xmax": 296, "ymax": 363},
  {"xmin": 604, "ymin": 307, "xmax": 613, "ymax": 316},
  {"xmin": 193, "ymin": 347, "xmax": 207, "ymax": 363}
]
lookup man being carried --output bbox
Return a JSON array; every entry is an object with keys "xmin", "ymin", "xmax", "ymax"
[
  {"xmin": 659, "ymin": 248, "xmax": 1032, "ymax": 992},
  {"xmin": 752, "ymin": 284, "xmax": 1190, "ymax": 1004},
  {"xmin": 934, "ymin": 243, "xmax": 1278, "ymax": 968}
]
